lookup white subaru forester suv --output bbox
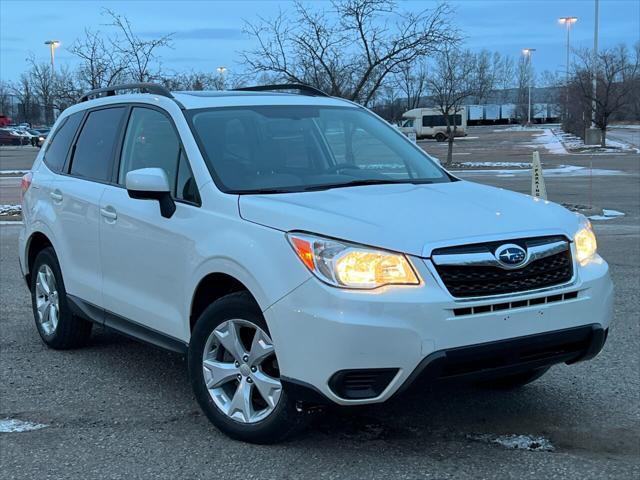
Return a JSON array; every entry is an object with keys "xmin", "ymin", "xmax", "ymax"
[{"xmin": 19, "ymin": 83, "xmax": 613, "ymax": 443}]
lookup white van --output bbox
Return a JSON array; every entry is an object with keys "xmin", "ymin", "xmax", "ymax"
[{"xmin": 398, "ymin": 107, "xmax": 467, "ymax": 141}]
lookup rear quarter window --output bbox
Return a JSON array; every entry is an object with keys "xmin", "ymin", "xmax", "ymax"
[{"xmin": 43, "ymin": 112, "xmax": 83, "ymax": 173}]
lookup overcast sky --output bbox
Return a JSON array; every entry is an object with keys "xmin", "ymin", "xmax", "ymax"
[{"xmin": 1, "ymin": 0, "xmax": 638, "ymax": 83}]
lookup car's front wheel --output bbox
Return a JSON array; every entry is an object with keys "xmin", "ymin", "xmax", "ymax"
[{"xmin": 188, "ymin": 292, "xmax": 305, "ymax": 443}]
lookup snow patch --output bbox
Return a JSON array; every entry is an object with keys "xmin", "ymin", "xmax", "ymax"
[
  {"xmin": 0, "ymin": 169, "xmax": 30, "ymax": 175},
  {"xmin": 609, "ymin": 124, "xmax": 640, "ymax": 129},
  {"xmin": 0, "ymin": 419, "xmax": 47, "ymax": 433},
  {"xmin": 555, "ymin": 129, "xmax": 638, "ymax": 153},
  {"xmin": 468, "ymin": 433, "xmax": 555, "ymax": 452},
  {"xmin": 527, "ymin": 129, "xmax": 568, "ymax": 154},
  {"xmin": 0, "ymin": 204, "xmax": 21, "ymax": 216},
  {"xmin": 459, "ymin": 161, "xmax": 531, "ymax": 168},
  {"xmin": 455, "ymin": 165, "xmax": 623, "ymax": 177},
  {"xmin": 589, "ymin": 209, "xmax": 626, "ymax": 221},
  {"xmin": 494, "ymin": 126, "xmax": 545, "ymax": 132}
]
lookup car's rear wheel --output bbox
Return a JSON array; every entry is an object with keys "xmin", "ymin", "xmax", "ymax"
[
  {"xmin": 476, "ymin": 367, "xmax": 550, "ymax": 389},
  {"xmin": 30, "ymin": 247, "xmax": 92, "ymax": 349},
  {"xmin": 188, "ymin": 291, "xmax": 305, "ymax": 443},
  {"xmin": 435, "ymin": 132, "xmax": 447, "ymax": 142}
]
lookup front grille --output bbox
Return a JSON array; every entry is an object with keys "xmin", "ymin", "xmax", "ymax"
[{"xmin": 433, "ymin": 237, "xmax": 573, "ymax": 298}]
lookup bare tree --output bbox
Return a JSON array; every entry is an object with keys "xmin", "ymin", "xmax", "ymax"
[
  {"xmin": 68, "ymin": 28, "xmax": 127, "ymax": 89},
  {"xmin": 572, "ymin": 43, "xmax": 639, "ymax": 147},
  {"xmin": 104, "ymin": 9, "xmax": 173, "ymax": 83},
  {"xmin": 54, "ymin": 65, "xmax": 82, "ymax": 111},
  {"xmin": 493, "ymin": 53, "xmax": 515, "ymax": 103},
  {"xmin": 394, "ymin": 61, "xmax": 427, "ymax": 111},
  {"xmin": 10, "ymin": 74, "xmax": 39, "ymax": 124},
  {"xmin": 0, "ymin": 81, "xmax": 12, "ymax": 117},
  {"xmin": 242, "ymin": 0, "xmax": 457, "ymax": 106},
  {"xmin": 427, "ymin": 47, "xmax": 496, "ymax": 165},
  {"xmin": 26, "ymin": 56, "xmax": 57, "ymax": 124},
  {"xmin": 162, "ymin": 71, "xmax": 226, "ymax": 91}
]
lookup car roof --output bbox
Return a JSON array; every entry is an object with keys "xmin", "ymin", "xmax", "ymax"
[{"xmin": 65, "ymin": 89, "xmax": 357, "ymax": 115}]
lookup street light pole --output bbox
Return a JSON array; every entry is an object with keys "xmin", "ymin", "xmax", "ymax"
[
  {"xmin": 44, "ymin": 40, "xmax": 60, "ymax": 72},
  {"xmin": 523, "ymin": 48, "xmax": 536, "ymax": 124},
  {"xmin": 216, "ymin": 66, "xmax": 227, "ymax": 89},
  {"xmin": 558, "ymin": 17, "xmax": 578, "ymax": 120},
  {"xmin": 591, "ymin": 0, "xmax": 599, "ymax": 129}
]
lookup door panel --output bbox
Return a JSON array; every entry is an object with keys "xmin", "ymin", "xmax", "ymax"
[
  {"xmin": 99, "ymin": 106, "xmax": 198, "ymax": 342},
  {"xmin": 52, "ymin": 175, "xmax": 106, "ymax": 306},
  {"xmin": 99, "ymin": 186, "xmax": 195, "ymax": 341}
]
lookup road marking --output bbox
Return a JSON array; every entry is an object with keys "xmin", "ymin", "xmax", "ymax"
[{"xmin": 0, "ymin": 221, "xmax": 23, "ymax": 225}]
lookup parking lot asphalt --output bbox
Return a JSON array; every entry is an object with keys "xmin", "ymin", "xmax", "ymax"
[{"xmin": 1, "ymin": 127, "xmax": 639, "ymax": 479}]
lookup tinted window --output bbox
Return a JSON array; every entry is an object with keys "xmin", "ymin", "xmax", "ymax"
[
  {"xmin": 118, "ymin": 108, "xmax": 180, "ymax": 192},
  {"xmin": 43, "ymin": 112, "xmax": 83, "ymax": 172},
  {"xmin": 70, "ymin": 107, "xmax": 126, "ymax": 182},
  {"xmin": 422, "ymin": 114, "xmax": 462, "ymax": 127},
  {"xmin": 189, "ymin": 106, "xmax": 448, "ymax": 193}
]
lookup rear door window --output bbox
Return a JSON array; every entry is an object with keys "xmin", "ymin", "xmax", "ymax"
[
  {"xmin": 70, "ymin": 107, "xmax": 126, "ymax": 182},
  {"xmin": 43, "ymin": 112, "xmax": 83, "ymax": 172}
]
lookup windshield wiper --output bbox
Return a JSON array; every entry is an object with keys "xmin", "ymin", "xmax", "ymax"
[
  {"xmin": 302, "ymin": 178, "xmax": 433, "ymax": 191},
  {"xmin": 235, "ymin": 188, "xmax": 300, "ymax": 194}
]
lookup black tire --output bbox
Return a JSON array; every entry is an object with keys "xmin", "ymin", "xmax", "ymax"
[
  {"xmin": 435, "ymin": 132, "xmax": 447, "ymax": 142},
  {"xmin": 188, "ymin": 291, "xmax": 306, "ymax": 444},
  {"xmin": 476, "ymin": 367, "xmax": 550, "ymax": 389},
  {"xmin": 30, "ymin": 247, "xmax": 92, "ymax": 349}
]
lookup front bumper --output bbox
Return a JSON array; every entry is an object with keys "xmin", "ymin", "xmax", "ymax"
[{"xmin": 265, "ymin": 254, "xmax": 613, "ymax": 406}]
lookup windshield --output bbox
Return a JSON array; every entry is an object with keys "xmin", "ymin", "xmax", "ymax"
[{"xmin": 187, "ymin": 105, "xmax": 450, "ymax": 193}]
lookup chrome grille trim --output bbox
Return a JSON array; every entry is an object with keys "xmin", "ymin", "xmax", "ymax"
[
  {"xmin": 429, "ymin": 236, "xmax": 575, "ymax": 298},
  {"xmin": 432, "ymin": 240, "xmax": 569, "ymax": 269}
]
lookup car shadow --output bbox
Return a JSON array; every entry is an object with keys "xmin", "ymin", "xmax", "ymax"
[{"xmin": 83, "ymin": 327, "xmax": 583, "ymax": 449}]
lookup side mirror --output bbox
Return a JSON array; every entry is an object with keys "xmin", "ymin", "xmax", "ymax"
[{"xmin": 125, "ymin": 168, "xmax": 176, "ymax": 219}]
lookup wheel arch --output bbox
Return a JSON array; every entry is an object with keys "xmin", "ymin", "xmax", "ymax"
[
  {"xmin": 189, "ymin": 271, "xmax": 261, "ymax": 333},
  {"xmin": 25, "ymin": 230, "xmax": 55, "ymax": 285}
]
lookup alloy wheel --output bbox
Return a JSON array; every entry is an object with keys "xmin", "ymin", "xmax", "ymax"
[
  {"xmin": 202, "ymin": 319, "xmax": 282, "ymax": 423},
  {"xmin": 35, "ymin": 264, "xmax": 60, "ymax": 336}
]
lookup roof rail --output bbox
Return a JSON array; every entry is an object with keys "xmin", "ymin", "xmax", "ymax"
[
  {"xmin": 233, "ymin": 83, "xmax": 329, "ymax": 97},
  {"xmin": 79, "ymin": 83, "xmax": 175, "ymax": 102}
]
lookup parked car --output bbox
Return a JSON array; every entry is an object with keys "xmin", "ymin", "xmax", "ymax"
[
  {"xmin": 0, "ymin": 128, "xmax": 25, "ymax": 145},
  {"xmin": 26, "ymin": 129, "xmax": 47, "ymax": 147},
  {"xmin": 398, "ymin": 107, "xmax": 467, "ymax": 141},
  {"xmin": 19, "ymin": 83, "xmax": 613, "ymax": 444}
]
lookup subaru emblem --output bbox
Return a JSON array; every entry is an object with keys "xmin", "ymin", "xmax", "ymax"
[{"xmin": 495, "ymin": 244, "xmax": 527, "ymax": 268}]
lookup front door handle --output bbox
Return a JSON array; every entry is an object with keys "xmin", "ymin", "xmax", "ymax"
[
  {"xmin": 100, "ymin": 206, "xmax": 117, "ymax": 221},
  {"xmin": 50, "ymin": 190, "xmax": 63, "ymax": 202}
]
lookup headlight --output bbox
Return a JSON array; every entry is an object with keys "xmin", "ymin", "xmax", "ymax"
[
  {"xmin": 574, "ymin": 217, "xmax": 597, "ymax": 265},
  {"xmin": 287, "ymin": 232, "xmax": 419, "ymax": 289}
]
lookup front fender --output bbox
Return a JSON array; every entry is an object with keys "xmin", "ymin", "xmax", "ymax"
[{"xmin": 184, "ymin": 215, "xmax": 311, "ymax": 337}]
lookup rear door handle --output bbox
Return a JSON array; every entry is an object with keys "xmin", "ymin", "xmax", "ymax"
[
  {"xmin": 100, "ymin": 206, "xmax": 117, "ymax": 221},
  {"xmin": 50, "ymin": 190, "xmax": 63, "ymax": 202}
]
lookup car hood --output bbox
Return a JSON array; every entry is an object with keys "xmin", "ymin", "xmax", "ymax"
[{"xmin": 238, "ymin": 181, "xmax": 580, "ymax": 257}]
